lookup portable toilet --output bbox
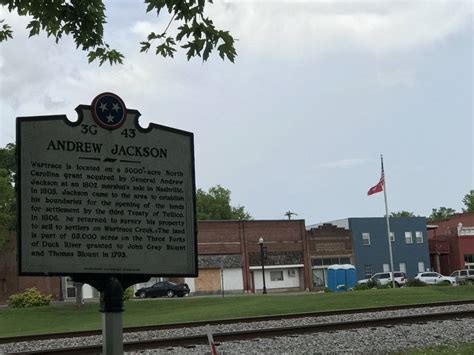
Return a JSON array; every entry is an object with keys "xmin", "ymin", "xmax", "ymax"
[{"xmin": 327, "ymin": 264, "xmax": 356, "ymax": 292}]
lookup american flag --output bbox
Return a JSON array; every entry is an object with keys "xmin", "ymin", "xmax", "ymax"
[{"xmin": 367, "ymin": 160, "xmax": 384, "ymax": 196}]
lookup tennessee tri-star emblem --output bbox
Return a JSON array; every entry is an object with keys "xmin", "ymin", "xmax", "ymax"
[{"xmin": 91, "ymin": 92, "xmax": 126, "ymax": 129}]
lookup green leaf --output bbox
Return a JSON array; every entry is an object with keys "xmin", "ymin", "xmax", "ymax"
[
  {"xmin": 140, "ymin": 41, "xmax": 151, "ymax": 53},
  {"xmin": 0, "ymin": 21, "xmax": 13, "ymax": 42},
  {"xmin": 2, "ymin": 0, "xmax": 237, "ymax": 64}
]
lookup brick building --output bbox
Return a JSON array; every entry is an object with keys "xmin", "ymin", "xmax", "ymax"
[
  {"xmin": 428, "ymin": 213, "xmax": 474, "ymax": 275},
  {"xmin": 0, "ymin": 234, "xmax": 60, "ymax": 304},
  {"xmin": 181, "ymin": 219, "xmax": 311, "ymax": 294},
  {"xmin": 305, "ymin": 223, "xmax": 353, "ymax": 290}
]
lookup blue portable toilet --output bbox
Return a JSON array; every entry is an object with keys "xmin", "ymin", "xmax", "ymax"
[{"xmin": 327, "ymin": 264, "xmax": 356, "ymax": 292}]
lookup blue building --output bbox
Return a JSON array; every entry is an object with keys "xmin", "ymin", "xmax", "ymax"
[{"xmin": 308, "ymin": 217, "xmax": 431, "ymax": 281}]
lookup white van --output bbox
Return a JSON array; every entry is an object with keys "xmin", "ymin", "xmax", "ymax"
[{"xmin": 450, "ymin": 269, "xmax": 474, "ymax": 284}]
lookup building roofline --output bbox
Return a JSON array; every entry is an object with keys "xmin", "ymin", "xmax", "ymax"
[{"xmin": 198, "ymin": 219, "xmax": 305, "ymax": 223}]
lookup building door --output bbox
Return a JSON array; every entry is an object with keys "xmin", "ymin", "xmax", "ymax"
[{"xmin": 312, "ymin": 268, "xmax": 327, "ymax": 288}]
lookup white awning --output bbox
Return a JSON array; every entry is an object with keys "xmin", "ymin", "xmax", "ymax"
[{"xmin": 249, "ymin": 264, "xmax": 304, "ymax": 270}]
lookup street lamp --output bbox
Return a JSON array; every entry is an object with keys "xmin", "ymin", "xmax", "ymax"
[{"xmin": 259, "ymin": 237, "xmax": 267, "ymax": 294}]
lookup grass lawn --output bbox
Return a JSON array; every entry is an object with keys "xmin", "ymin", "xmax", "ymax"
[{"xmin": 0, "ymin": 286, "xmax": 473, "ymax": 338}]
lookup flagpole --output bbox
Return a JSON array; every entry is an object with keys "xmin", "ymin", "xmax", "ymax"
[{"xmin": 381, "ymin": 155, "xmax": 396, "ymax": 288}]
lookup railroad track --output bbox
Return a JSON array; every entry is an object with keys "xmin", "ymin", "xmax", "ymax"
[
  {"xmin": 4, "ymin": 300, "xmax": 474, "ymax": 355},
  {"xmin": 1, "ymin": 299, "xmax": 472, "ymax": 345}
]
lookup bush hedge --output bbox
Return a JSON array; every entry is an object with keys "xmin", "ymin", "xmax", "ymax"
[
  {"xmin": 123, "ymin": 287, "xmax": 134, "ymax": 301},
  {"xmin": 8, "ymin": 288, "xmax": 53, "ymax": 308},
  {"xmin": 434, "ymin": 280, "xmax": 452, "ymax": 286},
  {"xmin": 352, "ymin": 283, "xmax": 369, "ymax": 291},
  {"xmin": 405, "ymin": 278, "xmax": 427, "ymax": 287}
]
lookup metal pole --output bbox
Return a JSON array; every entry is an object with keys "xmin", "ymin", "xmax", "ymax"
[
  {"xmin": 102, "ymin": 312, "xmax": 123, "ymax": 354},
  {"xmin": 259, "ymin": 238, "xmax": 267, "ymax": 294},
  {"xmin": 220, "ymin": 259, "xmax": 224, "ymax": 298},
  {"xmin": 100, "ymin": 277, "xmax": 124, "ymax": 355},
  {"xmin": 381, "ymin": 155, "xmax": 396, "ymax": 288},
  {"xmin": 58, "ymin": 277, "xmax": 64, "ymax": 302}
]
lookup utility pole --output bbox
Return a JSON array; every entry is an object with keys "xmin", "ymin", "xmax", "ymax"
[{"xmin": 285, "ymin": 211, "xmax": 298, "ymax": 220}]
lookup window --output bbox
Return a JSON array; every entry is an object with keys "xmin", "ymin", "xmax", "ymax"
[
  {"xmin": 288, "ymin": 270, "xmax": 296, "ymax": 277},
  {"xmin": 405, "ymin": 232, "xmax": 413, "ymax": 244},
  {"xmin": 383, "ymin": 264, "xmax": 390, "ymax": 272},
  {"xmin": 464, "ymin": 254, "xmax": 474, "ymax": 268},
  {"xmin": 312, "ymin": 257, "xmax": 352, "ymax": 266},
  {"xmin": 312, "ymin": 258, "xmax": 323, "ymax": 266},
  {"xmin": 270, "ymin": 271, "xmax": 284, "ymax": 281},
  {"xmin": 362, "ymin": 233, "xmax": 371, "ymax": 245},
  {"xmin": 339, "ymin": 257, "xmax": 351, "ymax": 264},
  {"xmin": 415, "ymin": 231, "xmax": 423, "ymax": 243},
  {"xmin": 373, "ymin": 273, "xmax": 390, "ymax": 280},
  {"xmin": 399, "ymin": 263, "xmax": 406, "ymax": 273},
  {"xmin": 0, "ymin": 279, "xmax": 6, "ymax": 293},
  {"xmin": 364, "ymin": 264, "xmax": 373, "ymax": 278},
  {"xmin": 389, "ymin": 232, "xmax": 395, "ymax": 242},
  {"xmin": 418, "ymin": 262, "xmax": 425, "ymax": 272}
]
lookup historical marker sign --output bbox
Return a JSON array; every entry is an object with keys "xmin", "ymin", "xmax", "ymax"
[{"xmin": 17, "ymin": 93, "xmax": 197, "ymax": 276}]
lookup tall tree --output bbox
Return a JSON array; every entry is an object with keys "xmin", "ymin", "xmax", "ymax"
[
  {"xmin": 428, "ymin": 207, "xmax": 456, "ymax": 222},
  {"xmin": 196, "ymin": 185, "xmax": 252, "ymax": 221},
  {"xmin": 389, "ymin": 211, "xmax": 415, "ymax": 218},
  {"xmin": 0, "ymin": 143, "xmax": 16, "ymax": 247},
  {"xmin": 0, "ymin": 0, "xmax": 237, "ymax": 65},
  {"xmin": 462, "ymin": 190, "xmax": 474, "ymax": 213}
]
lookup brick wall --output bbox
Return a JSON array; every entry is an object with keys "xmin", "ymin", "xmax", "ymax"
[
  {"xmin": 306, "ymin": 223, "xmax": 353, "ymax": 258},
  {"xmin": 0, "ymin": 233, "xmax": 60, "ymax": 304},
  {"xmin": 428, "ymin": 213, "xmax": 474, "ymax": 273},
  {"xmin": 197, "ymin": 220, "xmax": 310, "ymax": 292}
]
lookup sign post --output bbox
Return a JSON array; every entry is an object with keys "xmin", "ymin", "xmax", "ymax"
[{"xmin": 17, "ymin": 93, "xmax": 197, "ymax": 354}]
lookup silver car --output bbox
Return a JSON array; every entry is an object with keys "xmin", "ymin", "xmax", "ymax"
[
  {"xmin": 414, "ymin": 272, "xmax": 457, "ymax": 285},
  {"xmin": 357, "ymin": 271, "xmax": 407, "ymax": 287}
]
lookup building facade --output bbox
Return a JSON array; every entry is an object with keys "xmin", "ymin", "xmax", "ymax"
[
  {"xmin": 134, "ymin": 220, "xmax": 311, "ymax": 296},
  {"xmin": 348, "ymin": 217, "xmax": 431, "ymax": 279},
  {"xmin": 1, "ymin": 216, "xmax": 438, "ymax": 303},
  {"xmin": 428, "ymin": 213, "xmax": 474, "ymax": 275},
  {"xmin": 305, "ymin": 223, "xmax": 353, "ymax": 290},
  {"xmin": 309, "ymin": 217, "xmax": 431, "ymax": 281}
]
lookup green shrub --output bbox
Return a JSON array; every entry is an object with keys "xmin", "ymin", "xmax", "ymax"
[
  {"xmin": 405, "ymin": 279, "xmax": 427, "ymax": 287},
  {"xmin": 434, "ymin": 280, "xmax": 452, "ymax": 287},
  {"xmin": 123, "ymin": 287, "xmax": 134, "ymax": 301},
  {"xmin": 376, "ymin": 283, "xmax": 391, "ymax": 289},
  {"xmin": 353, "ymin": 283, "xmax": 369, "ymax": 291},
  {"xmin": 366, "ymin": 279, "xmax": 378, "ymax": 289},
  {"xmin": 323, "ymin": 287, "xmax": 332, "ymax": 293},
  {"xmin": 8, "ymin": 288, "xmax": 52, "ymax": 308}
]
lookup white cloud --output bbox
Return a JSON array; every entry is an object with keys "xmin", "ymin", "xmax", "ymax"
[{"xmin": 207, "ymin": 1, "xmax": 472, "ymax": 56}]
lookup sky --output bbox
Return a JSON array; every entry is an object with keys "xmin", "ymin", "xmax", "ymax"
[{"xmin": 0, "ymin": 1, "xmax": 472, "ymax": 225}]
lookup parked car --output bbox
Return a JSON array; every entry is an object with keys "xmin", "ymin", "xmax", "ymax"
[
  {"xmin": 135, "ymin": 281, "xmax": 190, "ymax": 298},
  {"xmin": 414, "ymin": 272, "xmax": 457, "ymax": 285},
  {"xmin": 450, "ymin": 269, "xmax": 474, "ymax": 284},
  {"xmin": 357, "ymin": 271, "xmax": 407, "ymax": 287}
]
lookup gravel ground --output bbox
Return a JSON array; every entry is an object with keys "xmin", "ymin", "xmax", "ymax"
[{"xmin": 1, "ymin": 304, "xmax": 473, "ymax": 354}]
